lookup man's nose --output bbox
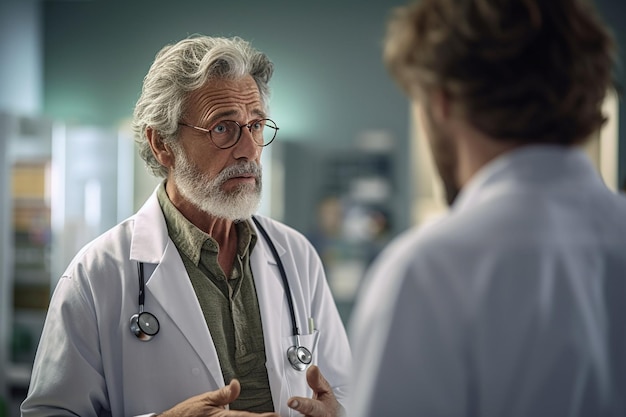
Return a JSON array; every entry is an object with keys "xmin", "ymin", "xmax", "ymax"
[{"xmin": 233, "ymin": 126, "xmax": 261, "ymax": 160}]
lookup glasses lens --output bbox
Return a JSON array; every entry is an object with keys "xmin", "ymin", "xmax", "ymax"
[
  {"xmin": 245, "ymin": 119, "xmax": 278, "ymax": 146},
  {"xmin": 210, "ymin": 120, "xmax": 240, "ymax": 148},
  {"xmin": 259, "ymin": 119, "xmax": 278, "ymax": 146},
  {"xmin": 209, "ymin": 119, "xmax": 278, "ymax": 148}
]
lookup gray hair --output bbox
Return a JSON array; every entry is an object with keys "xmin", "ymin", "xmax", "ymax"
[{"xmin": 132, "ymin": 35, "xmax": 274, "ymax": 178}]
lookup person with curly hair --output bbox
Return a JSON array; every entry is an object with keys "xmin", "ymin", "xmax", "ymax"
[{"xmin": 349, "ymin": 0, "xmax": 626, "ymax": 416}]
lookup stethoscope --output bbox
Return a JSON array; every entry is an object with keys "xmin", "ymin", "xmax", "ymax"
[
  {"xmin": 129, "ymin": 261, "xmax": 160, "ymax": 341},
  {"xmin": 129, "ymin": 216, "xmax": 313, "ymax": 372}
]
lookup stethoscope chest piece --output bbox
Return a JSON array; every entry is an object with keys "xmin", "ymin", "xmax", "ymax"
[
  {"xmin": 287, "ymin": 337, "xmax": 312, "ymax": 371},
  {"xmin": 130, "ymin": 311, "xmax": 160, "ymax": 341}
]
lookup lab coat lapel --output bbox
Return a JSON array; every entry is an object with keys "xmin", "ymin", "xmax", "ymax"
[
  {"xmin": 145, "ymin": 241, "xmax": 225, "ymax": 388},
  {"xmin": 251, "ymin": 219, "xmax": 290, "ymax": 413}
]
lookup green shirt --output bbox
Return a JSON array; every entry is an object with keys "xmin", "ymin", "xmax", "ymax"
[{"xmin": 157, "ymin": 183, "xmax": 274, "ymax": 412}]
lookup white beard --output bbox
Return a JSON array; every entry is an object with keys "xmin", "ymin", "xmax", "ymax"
[{"xmin": 170, "ymin": 145, "xmax": 262, "ymax": 221}]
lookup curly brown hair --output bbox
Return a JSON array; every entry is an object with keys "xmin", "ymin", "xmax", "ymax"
[{"xmin": 384, "ymin": 0, "xmax": 617, "ymax": 145}]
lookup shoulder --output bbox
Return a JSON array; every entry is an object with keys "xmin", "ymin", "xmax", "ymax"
[
  {"xmin": 48, "ymin": 218, "xmax": 136, "ymax": 316},
  {"xmin": 64, "ymin": 217, "xmax": 135, "ymax": 277},
  {"xmin": 358, "ymin": 206, "xmax": 499, "ymax": 305},
  {"xmin": 372, "ymin": 212, "xmax": 464, "ymax": 268}
]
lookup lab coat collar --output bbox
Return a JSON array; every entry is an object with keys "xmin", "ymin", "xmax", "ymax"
[
  {"xmin": 452, "ymin": 145, "xmax": 602, "ymax": 213},
  {"xmin": 129, "ymin": 184, "xmax": 169, "ymax": 264}
]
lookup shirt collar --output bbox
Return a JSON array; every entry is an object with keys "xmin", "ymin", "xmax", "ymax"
[{"xmin": 452, "ymin": 144, "xmax": 600, "ymax": 213}]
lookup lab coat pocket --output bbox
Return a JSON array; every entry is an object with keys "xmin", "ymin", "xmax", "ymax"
[{"xmin": 281, "ymin": 330, "xmax": 320, "ymax": 397}]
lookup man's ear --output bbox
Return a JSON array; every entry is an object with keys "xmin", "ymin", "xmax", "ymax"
[{"xmin": 146, "ymin": 127, "xmax": 174, "ymax": 168}]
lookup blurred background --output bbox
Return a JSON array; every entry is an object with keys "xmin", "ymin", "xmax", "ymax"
[{"xmin": 0, "ymin": 0, "xmax": 624, "ymax": 415}]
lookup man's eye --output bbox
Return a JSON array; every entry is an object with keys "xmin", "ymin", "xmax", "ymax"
[
  {"xmin": 251, "ymin": 121, "xmax": 264, "ymax": 131},
  {"xmin": 212, "ymin": 124, "xmax": 227, "ymax": 134}
]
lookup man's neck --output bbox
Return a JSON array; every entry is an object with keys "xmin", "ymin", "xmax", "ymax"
[
  {"xmin": 164, "ymin": 179, "xmax": 237, "ymax": 245},
  {"xmin": 455, "ymin": 126, "xmax": 521, "ymax": 188}
]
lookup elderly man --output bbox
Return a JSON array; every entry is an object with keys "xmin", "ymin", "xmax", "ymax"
[{"xmin": 22, "ymin": 35, "xmax": 350, "ymax": 417}]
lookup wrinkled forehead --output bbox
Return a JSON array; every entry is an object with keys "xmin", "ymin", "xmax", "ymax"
[{"xmin": 184, "ymin": 75, "xmax": 265, "ymax": 121}]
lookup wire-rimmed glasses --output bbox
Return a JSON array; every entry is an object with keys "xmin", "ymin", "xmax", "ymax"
[{"xmin": 178, "ymin": 118, "xmax": 279, "ymax": 149}]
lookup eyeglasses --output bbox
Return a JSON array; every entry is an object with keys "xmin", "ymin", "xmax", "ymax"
[{"xmin": 178, "ymin": 118, "xmax": 279, "ymax": 149}]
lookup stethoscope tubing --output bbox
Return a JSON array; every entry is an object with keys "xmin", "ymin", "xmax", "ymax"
[
  {"xmin": 251, "ymin": 216, "xmax": 301, "ymax": 337},
  {"xmin": 252, "ymin": 216, "xmax": 312, "ymax": 371},
  {"xmin": 131, "ymin": 215, "xmax": 312, "ymax": 370}
]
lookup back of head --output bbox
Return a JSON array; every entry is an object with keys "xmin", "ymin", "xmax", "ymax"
[
  {"xmin": 384, "ymin": 0, "xmax": 616, "ymax": 145},
  {"xmin": 132, "ymin": 35, "xmax": 274, "ymax": 178}
]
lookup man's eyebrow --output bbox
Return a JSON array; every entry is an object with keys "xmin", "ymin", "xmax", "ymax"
[
  {"xmin": 251, "ymin": 108, "xmax": 267, "ymax": 119},
  {"xmin": 206, "ymin": 110, "xmax": 239, "ymax": 124}
]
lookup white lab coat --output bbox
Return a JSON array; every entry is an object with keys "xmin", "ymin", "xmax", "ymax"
[
  {"xmin": 349, "ymin": 145, "xmax": 626, "ymax": 417},
  {"xmin": 21, "ymin": 187, "xmax": 351, "ymax": 417}
]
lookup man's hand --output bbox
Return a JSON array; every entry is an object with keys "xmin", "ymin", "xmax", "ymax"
[
  {"xmin": 158, "ymin": 379, "xmax": 280, "ymax": 417},
  {"xmin": 287, "ymin": 365, "xmax": 345, "ymax": 417}
]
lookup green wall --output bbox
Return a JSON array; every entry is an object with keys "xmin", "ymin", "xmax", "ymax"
[
  {"xmin": 43, "ymin": 0, "xmax": 626, "ymax": 185},
  {"xmin": 43, "ymin": 0, "xmax": 409, "ymax": 144}
]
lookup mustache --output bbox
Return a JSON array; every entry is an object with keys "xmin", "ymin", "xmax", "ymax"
[{"xmin": 217, "ymin": 162, "xmax": 262, "ymax": 182}]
